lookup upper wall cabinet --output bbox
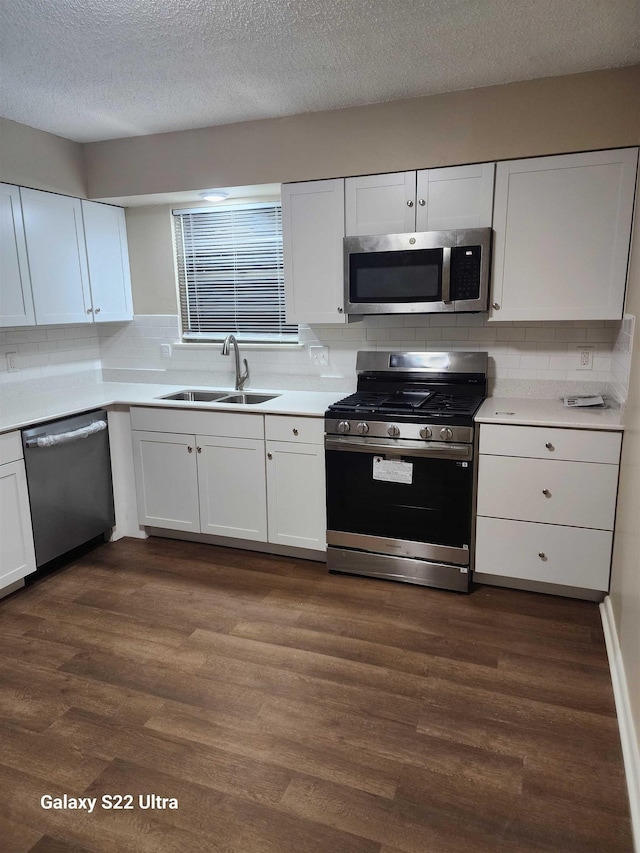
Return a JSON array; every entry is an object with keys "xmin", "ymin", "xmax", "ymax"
[
  {"xmin": 282, "ymin": 179, "xmax": 347, "ymax": 325},
  {"xmin": 81, "ymin": 200, "xmax": 133, "ymax": 322},
  {"xmin": 345, "ymin": 163, "xmax": 495, "ymax": 236},
  {"xmin": 0, "ymin": 183, "xmax": 35, "ymax": 327},
  {"xmin": 4, "ymin": 187, "xmax": 133, "ymax": 328},
  {"xmin": 490, "ymin": 148, "xmax": 638, "ymax": 322}
]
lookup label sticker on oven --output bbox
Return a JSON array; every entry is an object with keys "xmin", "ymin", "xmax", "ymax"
[{"xmin": 372, "ymin": 456, "xmax": 413, "ymax": 484}]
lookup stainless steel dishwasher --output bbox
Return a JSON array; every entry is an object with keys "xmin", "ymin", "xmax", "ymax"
[{"xmin": 22, "ymin": 409, "xmax": 115, "ymax": 568}]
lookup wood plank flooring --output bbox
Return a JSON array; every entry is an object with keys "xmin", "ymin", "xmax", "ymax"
[{"xmin": 0, "ymin": 537, "xmax": 632, "ymax": 852}]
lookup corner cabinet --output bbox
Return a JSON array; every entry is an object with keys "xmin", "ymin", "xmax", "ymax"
[
  {"xmin": 344, "ymin": 163, "xmax": 495, "ymax": 236},
  {"xmin": 474, "ymin": 424, "xmax": 622, "ymax": 600},
  {"xmin": 490, "ymin": 148, "xmax": 638, "ymax": 321},
  {"xmin": 0, "ymin": 183, "xmax": 35, "ymax": 327},
  {"xmin": 281, "ymin": 178, "xmax": 346, "ymax": 324},
  {"xmin": 3, "ymin": 186, "xmax": 133, "ymax": 328},
  {"xmin": 0, "ymin": 432, "xmax": 36, "ymax": 593}
]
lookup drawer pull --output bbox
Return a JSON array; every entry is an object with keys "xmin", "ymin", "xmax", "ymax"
[
  {"xmin": 267, "ymin": 452, "xmax": 273, "ymax": 460},
  {"xmin": 187, "ymin": 446, "xmax": 193, "ymax": 453},
  {"xmin": 542, "ymin": 489, "xmax": 551, "ymax": 497},
  {"xmin": 538, "ymin": 552, "xmax": 547, "ymax": 561},
  {"xmin": 293, "ymin": 428, "xmax": 299, "ymax": 436},
  {"xmin": 545, "ymin": 442, "xmax": 554, "ymax": 451}
]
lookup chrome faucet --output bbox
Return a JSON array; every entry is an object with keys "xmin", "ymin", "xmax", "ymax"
[{"xmin": 221, "ymin": 334, "xmax": 249, "ymax": 390}]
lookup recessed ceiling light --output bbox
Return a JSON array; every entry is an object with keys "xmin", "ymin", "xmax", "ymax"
[{"xmin": 198, "ymin": 190, "xmax": 229, "ymax": 202}]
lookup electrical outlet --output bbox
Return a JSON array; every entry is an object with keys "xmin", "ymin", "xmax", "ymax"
[
  {"xmin": 6, "ymin": 352, "xmax": 18, "ymax": 373},
  {"xmin": 160, "ymin": 343, "xmax": 172, "ymax": 359},
  {"xmin": 309, "ymin": 345, "xmax": 329, "ymax": 373},
  {"xmin": 576, "ymin": 346, "xmax": 594, "ymax": 370}
]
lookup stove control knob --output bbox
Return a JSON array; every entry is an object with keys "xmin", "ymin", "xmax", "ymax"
[
  {"xmin": 356, "ymin": 422, "xmax": 369, "ymax": 435},
  {"xmin": 337, "ymin": 420, "xmax": 351, "ymax": 434},
  {"xmin": 387, "ymin": 425, "xmax": 401, "ymax": 438},
  {"xmin": 419, "ymin": 426, "xmax": 432, "ymax": 440},
  {"xmin": 440, "ymin": 427, "xmax": 453, "ymax": 441}
]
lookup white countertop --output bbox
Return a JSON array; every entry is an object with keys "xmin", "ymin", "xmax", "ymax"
[
  {"xmin": 475, "ymin": 396, "xmax": 625, "ymax": 431},
  {"xmin": 0, "ymin": 382, "xmax": 344, "ymax": 434}
]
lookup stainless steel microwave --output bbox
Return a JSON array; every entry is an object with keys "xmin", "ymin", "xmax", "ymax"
[{"xmin": 344, "ymin": 227, "xmax": 492, "ymax": 315}]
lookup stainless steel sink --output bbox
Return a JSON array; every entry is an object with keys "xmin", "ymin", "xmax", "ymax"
[
  {"xmin": 158, "ymin": 390, "xmax": 230, "ymax": 402},
  {"xmin": 216, "ymin": 393, "xmax": 280, "ymax": 405},
  {"xmin": 157, "ymin": 390, "xmax": 280, "ymax": 405}
]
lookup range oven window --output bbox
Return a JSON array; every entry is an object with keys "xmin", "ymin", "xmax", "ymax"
[
  {"xmin": 349, "ymin": 248, "xmax": 442, "ymax": 303},
  {"xmin": 326, "ymin": 448, "xmax": 472, "ymax": 548}
]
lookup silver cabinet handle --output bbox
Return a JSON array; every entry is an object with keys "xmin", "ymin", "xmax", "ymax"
[
  {"xmin": 492, "ymin": 302, "xmax": 500, "ymax": 310},
  {"xmin": 292, "ymin": 428, "xmax": 299, "ymax": 436},
  {"xmin": 267, "ymin": 452, "xmax": 273, "ymax": 460},
  {"xmin": 406, "ymin": 200, "xmax": 414, "ymax": 207},
  {"xmin": 538, "ymin": 552, "xmax": 547, "ymax": 560},
  {"xmin": 197, "ymin": 446, "xmax": 202, "ymax": 453},
  {"xmin": 418, "ymin": 198, "xmax": 426, "ymax": 206},
  {"xmin": 187, "ymin": 446, "xmax": 193, "ymax": 453},
  {"xmin": 86, "ymin": 308, "xmax": 93, "ymax": 314},
  {"xmin": 542, "ymin": 489, "xmax": 551, "ymax": 497},
  {"xmin": 337, "ymin": 307, "xmax": 344, "ymax": 313},
  {"xmin": 545, "ymin": 442, "xmax": 554, "ymax": 451},
  {"xmin": 94, "ymin": 307, "xmax": 101, "ymax": 314}
]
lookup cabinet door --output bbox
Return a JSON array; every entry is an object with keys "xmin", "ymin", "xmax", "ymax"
[
  {"xmin": 0, "ymin": 183, "xmax": 35, "ymax": 327},
  {"xmin": 266, "ymin": 440, "xmax": 326, "ymax": 551},
  {"xmin": 0, "ymin": 460, "xmax": 37, "ymax": 589},
  {"xmin": 490, "ymin": 148, "xmax": 638, "ymax": 321},
  {"xmin": 131, "ymin": 431, "xmax": 200, "ymax": 532},
  {"xmin": 21, "ymin": 188, "xmax": 92, "ymax": 325},
  {"xmin": 416, "ymin": 163, "xmax": 495, "ymax": 231},
  {"xmin": 82, "ymin": 201, "xmax": 133, "ymax": 322},
  {"xmin": 345, "ymin": 172, "xmax": 416, "ymax": 235},
  {"xmin": 282, "ymin": 179, "xmax": 346, "ymax": 324},
  {"xmin": 197, "ymin": 435, "xmax": 267, "ymax": 541}
]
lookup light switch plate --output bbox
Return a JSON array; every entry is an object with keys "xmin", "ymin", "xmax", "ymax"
[{"xmin": 309, "ymin": 345, "xmax": 329, "ymax": 374}]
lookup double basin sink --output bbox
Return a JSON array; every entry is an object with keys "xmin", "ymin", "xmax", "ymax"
[{"xmin": 157, "ymin": 390, "xmax": 280, "ymax": 405}]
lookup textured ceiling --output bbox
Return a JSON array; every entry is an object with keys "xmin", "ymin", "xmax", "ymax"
[{"xmin": 1, "ymin": 0, "xmax": 638, "ymax": 143}]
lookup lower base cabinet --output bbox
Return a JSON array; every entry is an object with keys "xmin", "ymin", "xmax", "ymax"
[
  {"xmin": 130, "ymin": 407, "xmax": 326, "ymax": 554},
  {"xmin": 474, "ymin": 423, "xmax": 622, "ymax": 598},
  {"xmin": 0, "ymin": 432, "xmax": 37, "ymax": 591}
]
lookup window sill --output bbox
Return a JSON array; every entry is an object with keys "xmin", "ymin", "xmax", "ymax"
[{"xmin": 172, "ymin": 341, "xmax": 305, "ymax": 352}]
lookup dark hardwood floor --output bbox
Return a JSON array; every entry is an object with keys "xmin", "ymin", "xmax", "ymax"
[{"xmin": 0, "ymin": 537, "xmax": 632, "ymax": 852}]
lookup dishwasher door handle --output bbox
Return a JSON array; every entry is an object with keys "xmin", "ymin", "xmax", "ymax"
[{"xmin": 25, "ymin": 420, "xmax": 108, "ymax": 448}]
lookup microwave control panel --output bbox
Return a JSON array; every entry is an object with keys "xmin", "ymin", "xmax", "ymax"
[{"xmin": 451, "ymin": 245, "xmax": 482, "ymax": 301}]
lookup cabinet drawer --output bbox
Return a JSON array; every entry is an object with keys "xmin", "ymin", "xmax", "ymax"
[
  {"xmin": 479, "ymin": 424, "xmax": 621, "ymax": 464},
  {"xmin": 475, "ymin": 516, "xmax": 612, "ymax": 591},
  {"xmin": 130, "ymin": 406, "xmax": 264, "ymax": 439},
  {"xmin": 265, "ymin": 415, "xmax": 324, "ymax": 444},
  {"xmin": 477, "ymin": 455, "xmax": 618, "ymax": 530},
  {"xmin": 0, "ymin": 431, "xmax": 23, "ymax": 466}
]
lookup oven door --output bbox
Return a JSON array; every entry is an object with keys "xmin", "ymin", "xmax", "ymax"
[{"xmin": 325, "ymin": 436, "xmax": 473, "ymax": 566}]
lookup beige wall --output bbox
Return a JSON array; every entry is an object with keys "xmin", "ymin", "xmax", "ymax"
[
  {"xmin": 610, "ymin": 178, "xmax": 640, "ymax": 749},
  {"xmin": 86, "ymin": 66, "xmax": 640, "ymax": 200},
  {"xmin": 0, "ymin": 117, "xmax": 87, "ymax": 197},
  {"xmin": 125, "ymin": 207, "xmax": 178, "ymax": 314}
]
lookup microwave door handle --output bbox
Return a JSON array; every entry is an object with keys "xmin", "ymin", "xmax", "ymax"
[{"xmin": 441, "ymin": 247, "xmax": 452, "ymax": 304}]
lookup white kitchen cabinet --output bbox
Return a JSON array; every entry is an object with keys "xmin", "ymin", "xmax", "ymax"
[
  {"xmin": 490, "ymin": 148, "xmax": 638, "ymax": 321},
  {"xmin": 282, "ymin": 178, "xmax": 346, "ymax": 324},
  {"xmin": 198, "ymin": 435, "xmax": 267, "ymax": 541},
  {"xmin": 0, "ymin": 432, "xmax": 36, "ymax": 592},
  {"xmin": 474, "ymin": 424, "xmax": 622, "ymax": 598},
  {"xmin": 265, "ymin": 415, "xmax": 326, "ymax": 551},
  {"xmin": 82, "ymin": 200, "xmax": 133, "ymax": 322},
  {"xmin": 130, "ymin": 407, "xmax": 267, "ymax": 543},
  {"xmin": 20, "ymin": 188, "xmax": 92, "ymax": 325},
  {"xmin": 17, "ymin": 187, "xmax": 133, "ymax": 327},
  {"xmin": 0, "ymin": 183, "xmax": 35, "ymax": 327},
  {"xmin": 345, "ymin": 163, "xmax": 495, "ymax": 236},
  {"xmin": 131, "ymin": 430, "xmax": 200, "ymax": 532}
]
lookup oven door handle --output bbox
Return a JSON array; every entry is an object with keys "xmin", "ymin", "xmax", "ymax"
[{"xmin": 325, "ymin": 436, "xmax": 473, "ymax": 461}]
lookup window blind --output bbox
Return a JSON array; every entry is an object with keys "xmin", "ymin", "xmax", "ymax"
[{"xmin": 173, "ymin": 202, "xmax": 297, "ymax": 343}]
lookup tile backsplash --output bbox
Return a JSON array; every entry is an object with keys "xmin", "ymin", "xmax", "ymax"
[
  {"xmin": 99, "ymin": 313, "xmax": 625, "ymax": 400},
  {"xmin": 1, "ymin": 313, "xmax": 632, "ymax": 404}
]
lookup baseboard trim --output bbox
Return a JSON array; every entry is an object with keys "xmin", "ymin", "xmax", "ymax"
[{"xmin": 600, "ymin": 595, "xmax": 640, "ymax": 852}]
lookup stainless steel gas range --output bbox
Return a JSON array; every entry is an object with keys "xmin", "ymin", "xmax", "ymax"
[{"xmin": 324, "ymin": 351, "xmax": 488, "ymax": 592}]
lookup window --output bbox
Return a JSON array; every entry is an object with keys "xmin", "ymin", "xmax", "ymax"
[{"xmin": 173, "ymin": 202, "xmax": 297, "ymax": 343}]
